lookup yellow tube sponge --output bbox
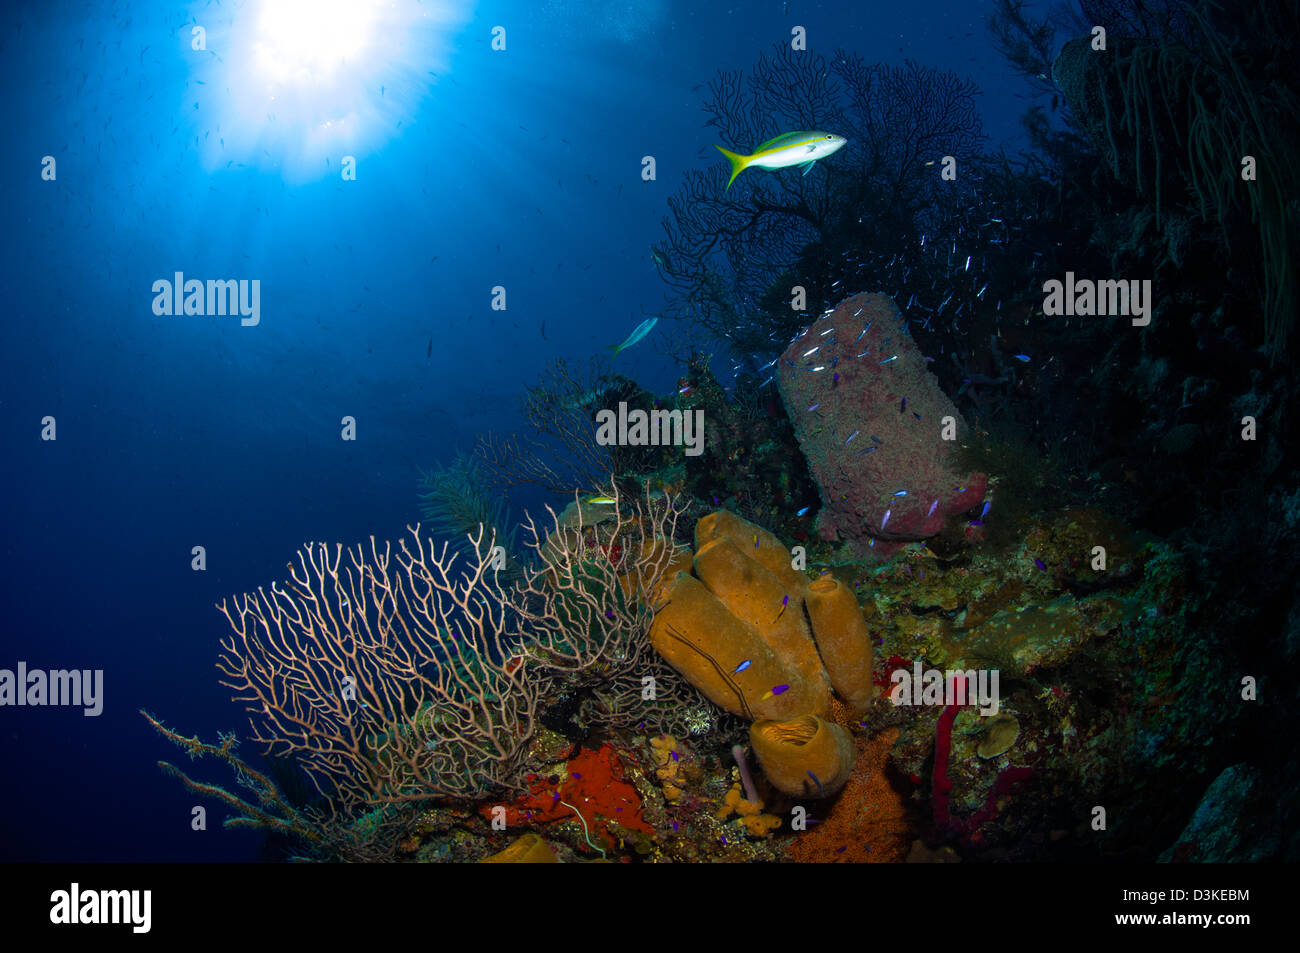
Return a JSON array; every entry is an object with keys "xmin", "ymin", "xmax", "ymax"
[
  {"xmin": 648, "ymin": 572, "xmax": 807, "ymax": 720},
  {"xmin": 694, "ymin": 509, "xmax": 809, "ymax": 595},
  {"xmin": 480, "ymin": 832, "xmax": 559, "ymax": 863},
  {"xmin": 749, "ymin": 714, "xmax": 856, "ymax": 798},
  {"xmin": 693, "ymin": 536, "xmax": 831, "ymax": 717},
  {"xmin": 804, "ymin": 576, "xmax": 876, "ymax": 708}
]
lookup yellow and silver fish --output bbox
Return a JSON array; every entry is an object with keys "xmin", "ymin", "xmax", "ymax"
[{"xmin": 715, "ymin": 131, "xmax": 846, "ymax": 189}]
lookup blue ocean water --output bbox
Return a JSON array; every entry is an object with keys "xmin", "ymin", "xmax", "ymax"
[{"xmin": 1, "ymin": 0, "xmax": 1031, "ymax": 861}]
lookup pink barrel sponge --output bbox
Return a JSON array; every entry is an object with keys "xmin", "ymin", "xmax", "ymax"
[{"xmin": 777, "ymin": 292, "xmax": 986, "ymax": 554}]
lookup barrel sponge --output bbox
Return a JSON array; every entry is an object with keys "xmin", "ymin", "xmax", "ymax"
[
  {"xmin": 693, "ymin": 536, "xmax": 831, "ymax": 716},
  {"xmin": 805, "ymin": 576, "xmax": 875, "ymax": 709},
  {"xmin": 480, "ymin": 832, "xmax": 559, "ymax": 863},
  {"xmin": 749, "ymin": 714, "xmax": 856, "ymax": 798},
  {"xmin": 648, "ymin": 572, "xmax": 809, "ymax": 720},
  {"xmin": 695, "ymin": 509, "xmax": 809, "ymax": 595}
]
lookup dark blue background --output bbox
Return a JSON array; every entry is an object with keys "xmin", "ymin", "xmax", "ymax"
[{"xmin": 0, "ymin": 0, "xmax": 1031, "ymax": 861}]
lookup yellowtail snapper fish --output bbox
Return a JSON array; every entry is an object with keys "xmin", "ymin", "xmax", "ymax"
[{"xmin": 715, "ymin": 131, "xmax": 846, "ymax": 189}]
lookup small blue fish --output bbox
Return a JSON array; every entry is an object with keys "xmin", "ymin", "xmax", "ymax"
[
  {"xmin": 1033, "ymin": 558, "xmax": 1046, "ymax": 571},
  {"xmin": 882, "ymin": 509, "xmax": 891, "ymax": 529},
  {"xmin": 878, "ymin": 355, "xmax": 898, "ymax": 365},
  {"xmin": 1014, "ymin": 354, "xmax": 1031, "ymax": 363},
  {"xmin": 845, "ymin": 429, "xmax": 860, "ymax": 445},
  {"xmin": 807, "ymin": 402, "xmax": 820, "ymax": 412},
  {"xmin": 733, "ymin": 659, "xmax": 752, "ymax": 674},
  {"xmin": 796, "ymin": 506, "xmax": 811, "ymax": 516},
  {"xmin": 893, "ymin": 490, "xmax": 908, "ymax": 497},
  {"xmin": 608, "ymin": 316, "xmax": 658, "ymax": 357},
  {"xmin": 928, "ymin": 499, "xmax": 939, "ymax": 517},
  {"xmin": 980, "ymin": 500, "xmax": 992, "ymax": 519},
  {"xmin": 774, "ymin": 593, "xmax": 790, "ymax": 621}
]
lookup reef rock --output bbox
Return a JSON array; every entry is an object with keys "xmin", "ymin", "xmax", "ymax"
[
  {"xmin": 1159, "ymin": 764, "xmax": 1280, "ymax": 863},
  {"xmin": 777, "ymin": 293, "xmax": 986, "ymax": 554}
]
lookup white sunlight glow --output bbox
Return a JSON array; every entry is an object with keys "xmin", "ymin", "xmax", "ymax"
[
  {"xmin": 253, "ymin": 0, "xmax": 378, "ymax": 83},
  {"xmin": 186, "ymin": 0, "xmax": 475, "ymax": 184}
]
